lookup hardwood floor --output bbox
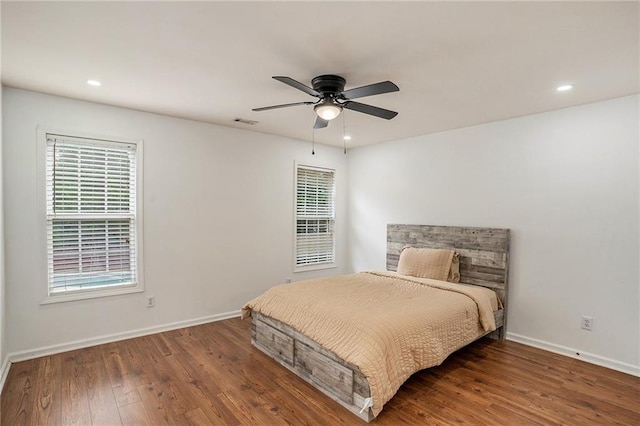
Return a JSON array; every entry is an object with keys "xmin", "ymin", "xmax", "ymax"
[{"xmin": 2, "ymin": 317, "xmax": 639, "ymax": 425}]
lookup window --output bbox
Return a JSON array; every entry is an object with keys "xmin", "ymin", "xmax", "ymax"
[
  {"xmin": 295, "ymin": 165, "xmax": 336, "ymax": 270},
  {"xmin": 44, "ymin": 133, "xmax": 142, "ymax": 299}
]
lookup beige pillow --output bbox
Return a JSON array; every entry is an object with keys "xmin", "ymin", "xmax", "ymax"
[{"xmin": 397, "ymin": 247, "xmax": 455, "ymax": 282}]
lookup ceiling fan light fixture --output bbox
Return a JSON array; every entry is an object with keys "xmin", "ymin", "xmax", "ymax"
[{"xmin": 314, "ymin": 101, "xmax": 342, "ymax": 121}]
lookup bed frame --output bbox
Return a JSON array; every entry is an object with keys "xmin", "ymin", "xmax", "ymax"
[{"xmin": 251, "ymin": 224, "xmax": 510, "ymax": 422}]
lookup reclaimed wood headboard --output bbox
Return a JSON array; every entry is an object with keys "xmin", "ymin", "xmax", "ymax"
[{"xmin": 387, "ymin": 224, "xmax": 510, "ymax": 338}]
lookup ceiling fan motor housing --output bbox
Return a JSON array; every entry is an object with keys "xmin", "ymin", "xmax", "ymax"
[{"xmin": 312, "ymin": 75, "xmax": 346, "ymax": 97}]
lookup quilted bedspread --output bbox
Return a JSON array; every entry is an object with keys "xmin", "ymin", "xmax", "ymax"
[{"xmin": 241, "ymin": 271, "xmax": 498, "ymax": 416}]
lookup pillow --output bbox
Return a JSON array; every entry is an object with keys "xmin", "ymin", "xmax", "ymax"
[
  {"xmin": 447, "ymin": 252, "xmax": 461, "ymax": 283},
  {"xmin": 396, "ymin": 247, "xmax": 455, "ymax": 282}
]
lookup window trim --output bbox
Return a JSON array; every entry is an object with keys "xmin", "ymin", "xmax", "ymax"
[
  {"xmin": 293, "ymin": 163, "xmax": 337, "ymax": 273},
  {"xmin": 37, "ymin": 127, "xmax": 144, "ymax": 304}
]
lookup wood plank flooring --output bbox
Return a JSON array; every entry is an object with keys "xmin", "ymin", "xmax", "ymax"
[{"xmin": 2, "ymin": 317, "xmax": 639, "ymax": 425}]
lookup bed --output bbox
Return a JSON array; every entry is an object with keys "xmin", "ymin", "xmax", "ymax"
[{"xmin": 242, "ymin": 224, "xmax": 510, "ymax": 422}]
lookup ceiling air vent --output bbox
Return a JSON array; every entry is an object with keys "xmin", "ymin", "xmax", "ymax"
[{"xmin": 233, "ymin": 118, "xmax": 259, "ymax": 125}]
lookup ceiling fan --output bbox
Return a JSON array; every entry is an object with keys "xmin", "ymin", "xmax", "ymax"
[{"xmin": 252, "ymin": 75, "xmax": 399, "ymax": 129}]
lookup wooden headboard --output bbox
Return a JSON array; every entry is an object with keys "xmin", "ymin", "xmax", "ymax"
[{"xmin": 387, "ymin": 224, "xmax": 510, "ymax": 339}]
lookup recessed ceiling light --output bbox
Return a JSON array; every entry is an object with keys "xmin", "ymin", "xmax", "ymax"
[
  {"xmin": 87, "ymin": 80, "xmax": 102, "ymax": 87},
  {"xmin": 556, "ymin": 84, "xmax": 573, "ymax": 92},
  {"xmin": 343, "ymin": 135, "xmax": 352, "ymax": 141}
]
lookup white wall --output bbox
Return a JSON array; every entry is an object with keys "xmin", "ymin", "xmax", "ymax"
[
  {"xmin": 0, "ymin": 77, "xmax": 6, "ymax": 380},
  {"xmin": 2, "ymin": 87, "xmax": 348, "ymax": 356},
  {"xmin": 347, "ymin": 95, "xmax": 639, "ymax": 373}
]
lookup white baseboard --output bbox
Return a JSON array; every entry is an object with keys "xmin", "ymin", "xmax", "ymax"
[
  {"xmin": 0, "ymin": 355, "xmax": 11, "ymax": 395},
  {"xmin": 7, "ymin": 310, "xmax": 241, "ymax": 364},
  {"xmin": 507, "ymin": 332, "xmax": 640, "ymax": 377}
]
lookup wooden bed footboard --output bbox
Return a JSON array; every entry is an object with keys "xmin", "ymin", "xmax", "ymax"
[
  {"xmin": 252, "ymin": 309, "xmax": 505, "ymax": 423},
  {"xmin": 251, "ymin": 312, "xmax": 375, "ymax": 422}
]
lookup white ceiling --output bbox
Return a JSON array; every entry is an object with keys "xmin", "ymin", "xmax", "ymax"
[{"xmin": 2, "ymin": 1, "xmax": 638, "ymax": 148}]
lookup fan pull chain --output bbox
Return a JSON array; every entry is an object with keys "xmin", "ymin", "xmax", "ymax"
[
  {"xmin": 342, "ymin": 113, "xmax": 347, "ymax": 154},
  {"xmin": 312, "ymin": 121, "xmax": 315, "ymax": 155}
]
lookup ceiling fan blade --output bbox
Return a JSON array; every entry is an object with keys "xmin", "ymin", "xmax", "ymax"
[
  {"xmin": 343, "ymin": 101, "xmax": 398, "ymax": 120},
  {"xmin": 341, "ymin": 81, "xmax": 399, "ymax": 100},
  {"xmin": 314, "ymin": 117, "xmax": 329, "ymax": 129},
  {"xmin": 273, "ymin": 76, "xmax": 321, "ymax": 97},
  {"xmin": 252, "ymin": 101, "xmax": 315, "ymax": 112}
]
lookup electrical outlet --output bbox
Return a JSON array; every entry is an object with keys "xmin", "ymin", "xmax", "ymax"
[
  {"xmin": 286, "ymin": 278, "xmax": 292, "ymax": 284},
  {"xmin": 581, "ymin": 315, "xmax": 593, "ymax": 331},
  {"xmin": 147, "ymin": 296, "xmax": 155, "ymax": 308}
]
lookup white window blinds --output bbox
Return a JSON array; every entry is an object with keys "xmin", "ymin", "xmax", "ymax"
[
  {"xmin": 45, "ymin": 134, "xmax": 139, "ymax": 294},
  {"xmin": 295, "ymin": 165, "xmax": 336, "ymax": 268}
]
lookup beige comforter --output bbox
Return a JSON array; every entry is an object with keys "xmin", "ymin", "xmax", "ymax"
[{"xmin": 242, "ymin": 271, "xmax": 498, "ymax": 416}]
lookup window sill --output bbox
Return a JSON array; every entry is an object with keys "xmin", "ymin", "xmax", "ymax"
[
  {"xmin": 41, "ymin": 285, "xmax": 143, "ymax": 305},
  {"xmin": 294, "ymin": 263, "xmax": 337, "ymax": 273}
]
